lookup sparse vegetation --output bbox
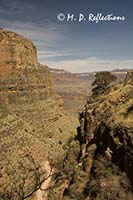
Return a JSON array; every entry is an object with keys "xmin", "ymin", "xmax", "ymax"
[
  {"xmin": 92, "ymin": 71, "xmax": 117, "ymax": 96},
  {"xmin": 0, "ymin": 152, "xmax": 52, "ymax": 200}
]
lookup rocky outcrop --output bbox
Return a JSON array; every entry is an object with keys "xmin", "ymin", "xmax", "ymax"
[
  {"xmin": 0, "ymin": 29, "xmax": 52, "ymax": 117},
  {"xmin": 0, "ymin": 29, "xmax": 38, "ymax": 75},
  {"xmin": 124, "ymin": 70, "xmax": 133, "ymax": 85},
  {"xmin": 48, "ymin": 74, "xmax": 133, "ymax": 200}
]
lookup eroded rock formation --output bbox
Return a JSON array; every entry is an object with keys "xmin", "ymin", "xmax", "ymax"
[{"xmin": 48, "ymin": 72, "xmax": 133, "ymax": 200}]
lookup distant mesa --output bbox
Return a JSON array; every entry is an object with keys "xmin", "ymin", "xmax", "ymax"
[{"xmin": 50, "ymin": 68, "xmax": 71, "ymax": 74}]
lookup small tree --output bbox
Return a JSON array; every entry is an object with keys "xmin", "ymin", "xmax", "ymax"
[{"xmin": 92, "ymin": 71, "xmax": 117, "ymax": 96}]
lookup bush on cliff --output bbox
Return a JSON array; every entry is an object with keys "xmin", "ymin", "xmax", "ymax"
[{"xmin": 92, "ymin": 71, "xmax": 117, "ymax": 97}]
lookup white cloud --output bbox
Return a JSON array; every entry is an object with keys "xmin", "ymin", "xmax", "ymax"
[
  {"xmin": 42, "ymin": 57, "xmax": 133, "ymax": 73},
  {"xmin": 38, "ymin": 50, "xmax": 65, "ymax": 58},
  {"xmin": 38, "ymin": 50, "xmax": 72, "ymax": 59}
]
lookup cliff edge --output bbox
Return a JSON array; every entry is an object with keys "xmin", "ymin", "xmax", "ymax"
[{"xmin": 48, "ymin": 71, "xmax": 133, "ymax": 200}]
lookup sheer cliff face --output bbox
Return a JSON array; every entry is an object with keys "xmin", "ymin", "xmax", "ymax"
[
  {"xmin": 0, "ymin": 29, "xmax": 52, "ymax": 109},
  {"xmin": 0, "ymin": 29, "xmax": 38, "ymax": 75},
  {"xmin": 0, "ymin": 30, "xmax": 76, "ymax": 200}
]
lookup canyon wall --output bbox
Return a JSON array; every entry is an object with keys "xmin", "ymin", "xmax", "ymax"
[
  {"xmin": 0, "ymin": 29, "xmax": 53, "ymax": 118},
  {"xmin": 0, "ymin": 29, "xmax": 76, "ymax": 200},
  {"xmin": 48, "ymin": 72, "xmax": 133, "ymax": 200}
]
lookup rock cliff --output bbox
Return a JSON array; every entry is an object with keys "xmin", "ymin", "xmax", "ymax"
[
  {"xmin": 48, "ymin": 71, "xmax": 133, "ymax": 200},
  {"xmin": 0, "ymin": 29, "xmax": 37, "ymax": 75},
  {"xmin": 0, "ymin": 29, "xmax": 76, "ymax": 200},
  {"xmin": 0, "ymin": 29, "xmax": 53, "ymax": 118}
]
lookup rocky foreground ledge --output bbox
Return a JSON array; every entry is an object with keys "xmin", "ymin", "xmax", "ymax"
[{"xmin": 48, "ymin": 71, "xmax": 133, "ymax": 200}]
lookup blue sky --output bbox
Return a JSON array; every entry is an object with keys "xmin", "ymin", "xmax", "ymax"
[{"xmin": 0, "ymin": 0, "xmax": 133, "ymax": 72}]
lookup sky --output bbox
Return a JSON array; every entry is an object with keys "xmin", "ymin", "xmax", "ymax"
[{"xmin": 0, "ymin": 0, "xmax": 133, "ymax": 73}]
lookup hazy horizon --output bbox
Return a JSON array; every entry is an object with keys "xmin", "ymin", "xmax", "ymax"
[{"xmin": 0, "ymin": 0, "xmax": 133, "ymax": 72}]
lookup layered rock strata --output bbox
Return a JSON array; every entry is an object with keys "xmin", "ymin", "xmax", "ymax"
[
  {"xmin": 0, "ymin": 29, "xmax": 76, "ymax": 200},
  {"xmin": 0, "ymin": 29, "xmax": 52, "ymax": 117}
]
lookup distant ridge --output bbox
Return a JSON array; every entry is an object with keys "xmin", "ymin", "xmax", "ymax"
[{"xmin": 50, "ymin": 67, "xmax": 132, "ymax": 75}]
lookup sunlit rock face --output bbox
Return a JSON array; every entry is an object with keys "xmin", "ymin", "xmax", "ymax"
[
  {"xmin": 0, "ymin": 29, "xmax": 52, "ymax": 110},
  {"xmin": 0, "ymin": 29, "xmax": 76, "ymax": 200},
  {"xmin": 0, "ymin": 29, "xmax": 38, "ymax": 75}
]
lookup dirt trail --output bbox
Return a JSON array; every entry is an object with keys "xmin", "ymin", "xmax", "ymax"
[{"xmin": 36, "ymin": 161, "xmax": 53, "ymax": 200}]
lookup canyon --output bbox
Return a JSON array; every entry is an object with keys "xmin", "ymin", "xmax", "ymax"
[{"xmin": 0, "ymin": 29, "xmax": 132, "ymax": 200}]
